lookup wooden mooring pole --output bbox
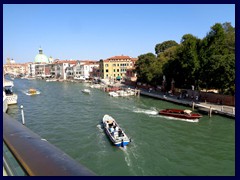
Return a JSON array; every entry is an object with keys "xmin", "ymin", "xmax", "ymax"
[
  {"xmin": 209, "ymin": 106, "xmax": 212, "ymax": 117},
  {"xmin": 192, "ymin": 102, "xmax": 195, "ymax": 110}
]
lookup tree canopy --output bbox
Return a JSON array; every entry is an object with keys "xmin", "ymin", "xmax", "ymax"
[
  {"xmin": 155, "ymin": 40, "xmax": 179, "ymax": 55},
  {"xmin": 134, "ymin": 22, "xmax": 235, "ymax": 95}
]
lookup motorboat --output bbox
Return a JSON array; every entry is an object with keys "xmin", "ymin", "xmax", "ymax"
[
  {"xmin": 109, "ymin": 91, "xmax": 119, "ymax": 97},
  {"xmin": 26, "ymin": 88, "xmax": 40, "ymax": 96},
  {"xmin": 3, "ymin": 79, "xmax": 18, "ymax": 105},
  {"xmin": 159, "ymin": 109, "xmax": 202, "ymax": 120},
  {"xmin": 46, "ymin": 79, "xmax": 57, "ymax": 82},
  {"xmin": 3, "ymin": 91, "xmax": 8, "ymax": 113},
  {"xmin": 81, "ymin": 89, "xmax": 91, "ymax": 94},
  {"xmin": 102, "ymin": 114, "xmax": 130, "ymax": 147}
]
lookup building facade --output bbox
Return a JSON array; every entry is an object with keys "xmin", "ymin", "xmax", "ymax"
[{"xmin": 99, "ymin": 55, "xmax": 137, "ymax": 80}]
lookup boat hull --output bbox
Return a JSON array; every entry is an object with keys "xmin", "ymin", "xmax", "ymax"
[
  {"xmin": 6, "ymin": 94, "xmax": 18, "ymax": 105},
  {"xmin": 104, "ymin": 129, "xmax": 130, "ymax": 147},
  {"xmin": 159, "ymin": 109, "xmax": 202, "ymax": 120}
]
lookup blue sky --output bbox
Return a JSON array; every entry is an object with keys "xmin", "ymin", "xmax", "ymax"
[{"xmin": 3, "ymin": 4, "xmax": 235, "ymax": 63}]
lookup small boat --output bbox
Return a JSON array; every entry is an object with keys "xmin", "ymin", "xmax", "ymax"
[
  {"xmin": 109, "ymin": 91, "xmax": 119, "ymax": 97},
  {"xmin": 159, "ymin": 109, "xmax": 202, "ymax": 120},
  {"xmin": 102, "ymin": 114, "xmax": 130, "ymax": 147},
  {"xmin": 46, "ymin": 79, "xmax": 57, "ymax": 82},
  {"xmin": 26, "ymin": 88, "xmax": 40, "ymax": 96},
  {"xmin": 3, "ymin": 80, "xmax": 18, "ymax": 105},
  {"xmin": 81, "ymin": 89, "xmax": 91, "ymax": 94}
]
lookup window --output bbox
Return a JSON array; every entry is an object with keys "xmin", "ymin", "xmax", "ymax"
[
  {"xmin": 106, "ymin": 69, "xmax": 108, "ymax": 72},
  {"xmin": 113, "ymin": 69, "xmax": 115, "ymax": 72},
  {"xmin": 105, "ymin": 64, "xmax": 109, "ymax": 67},
  {"xmin": 117, "ymin": 69, "xmax": 119, "ymax": 72}
]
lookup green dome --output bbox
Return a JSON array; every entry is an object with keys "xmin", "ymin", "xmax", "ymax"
[{"xmin": 34, "ymin": 47, "xmax": 49, "ymax": 63}]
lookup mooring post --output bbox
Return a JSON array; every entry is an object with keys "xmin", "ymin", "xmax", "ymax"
[
  {"xmin": 20, "ymin": 105, "xmax": 25, "ymax": 125},
  {"xmin": 192, "ymin": 102, "xmax": 195, "ymax": 110},
  {"xmin": 209, "ymin": 106, "xmax": 212, "ymax": 118}
]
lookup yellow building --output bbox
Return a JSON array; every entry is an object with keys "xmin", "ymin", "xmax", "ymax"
[{"xmin": 99, "ymin": 55, "xmax": 137, "ymax": 80}]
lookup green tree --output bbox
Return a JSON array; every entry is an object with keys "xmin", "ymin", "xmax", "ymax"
[
  {"xmin": 159, "ymin": 34, "xmax": 202, "ymax": 89},
  {"xmin": 134, "ymin": 53, "xmax": 159, "ymax": 84},
  {"xmin": 155, "ymin": 40, "xmax": 178, "ymax": 55},
  {"xmin": 198, "ymin": 22, "xmax": 235, "ymax": 94}
]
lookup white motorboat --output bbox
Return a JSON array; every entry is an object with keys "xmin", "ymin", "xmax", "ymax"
[
  {"xmin": 3, "ymin": 80, "xmax": 18, "ymax": 105},
  {"xmin": 81, "ymin": 89, "xmax": 91, "ymax": 94},
  {"xmin": 109, "ymin": 91, "xmax": 119, "ymax": 97},
  {"xmin": 102, "ymin": 114, "xmax": 130, "ymax": 147}
]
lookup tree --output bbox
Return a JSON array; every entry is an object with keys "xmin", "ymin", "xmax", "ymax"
[
  {"xmin": 134, "ymin": 53, "xmax": 160, "ymax": 84},
  {"xmin": 198, "ymin": 23, "xmax": 235, "ymax": 94},
  {"xmin": 155, "ymin": 40, "xmax": 178, "ymax": 55}
]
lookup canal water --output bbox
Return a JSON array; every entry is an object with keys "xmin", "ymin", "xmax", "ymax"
[{"xmin": 7, "ymin": 78, "xmax": 235, "ymax": 176}]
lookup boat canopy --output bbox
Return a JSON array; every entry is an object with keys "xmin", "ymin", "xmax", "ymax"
[{"xmin": 106, "ymin": 119, "xmax": 114, "ymax": 124}]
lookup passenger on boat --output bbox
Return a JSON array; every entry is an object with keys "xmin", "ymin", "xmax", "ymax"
[
  {"xmin": 110, "ymin": 127, "xmax": 114, "ymax": 133},
  {"xmin": 115, "ymin": 126, "xmax": 119, "ymax": 132},
  {"xmin": 113, "ymin": 131, "xmax": 118, "ymax": 139},
  {"xmin": 119, "ymin": 130, "xmax": 124, "ymax": 137}
]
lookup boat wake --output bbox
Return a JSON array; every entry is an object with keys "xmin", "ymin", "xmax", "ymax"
[
  {"xmin": 120, "ymin": 146, "xmax": 132, "ymax": 167},
  {"xmin": 120, "ymin": 142, "xmax": 144, "ymax": 175},
  {"xmin": 133, "ymin": 107, "xmax": 158, "ymax": 115},
  {"xmin": 96, "ymin": 124, "xmax": 104, "ymax": 132}
]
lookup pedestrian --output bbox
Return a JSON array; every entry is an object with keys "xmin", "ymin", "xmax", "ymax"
[{"xmin": 196, "ymin": 96, "xmax": 198, "ymax": 101}]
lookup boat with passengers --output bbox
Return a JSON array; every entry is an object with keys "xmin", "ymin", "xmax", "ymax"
[{"xmin": 102, "ymin": 114, "xmax": 130, "ymax": 147}]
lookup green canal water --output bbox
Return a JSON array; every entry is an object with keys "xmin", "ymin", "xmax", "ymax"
[{"xmin": 7, "ymin": 78, "xmax": 235, "ymax": 176}]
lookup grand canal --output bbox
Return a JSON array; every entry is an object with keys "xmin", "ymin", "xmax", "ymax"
[{"xmin": 7, "ymin": 78, "xmax": 235, "ymax": 176}]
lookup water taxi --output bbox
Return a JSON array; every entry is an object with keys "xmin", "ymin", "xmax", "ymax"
[
  {"xmin": 159, "ymin": 109, "xmax": 202, "ymax": 120},
  {"xmin": 26, "ymin": 88, "xmax": 40, "ymax": 96},
  {"xmin": 102, "ymin": 114, "xmax": 130, "ymax": 147}
]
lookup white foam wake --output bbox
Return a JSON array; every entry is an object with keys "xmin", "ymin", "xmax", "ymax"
[{"xmin": 133, "ymin": 108, "xmax": 158, "ymax": 115}]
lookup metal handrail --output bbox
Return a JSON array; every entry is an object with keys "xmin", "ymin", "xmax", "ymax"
[{"xmin": 3, "ymin": 113, "xmax": 95, "ymax": 176}]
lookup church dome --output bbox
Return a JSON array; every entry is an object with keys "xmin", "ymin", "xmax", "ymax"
[{"xmin": 34, "ymin": 47, "xmax": 49, "ymax": 63}]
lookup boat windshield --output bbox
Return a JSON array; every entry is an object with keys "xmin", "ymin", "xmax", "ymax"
[{"xmin": 184, "ymin": 110, "xmax": 192, "ymax": 114}]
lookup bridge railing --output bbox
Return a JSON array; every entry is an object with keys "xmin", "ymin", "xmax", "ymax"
[{"xmin": 3, "ymin": 113, "xmax": 95, "ymax": 176}]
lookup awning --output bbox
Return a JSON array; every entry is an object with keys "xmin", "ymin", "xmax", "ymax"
[{"xmin": 116, "ymin": 76, "xmax": 121, "ymax": 80}]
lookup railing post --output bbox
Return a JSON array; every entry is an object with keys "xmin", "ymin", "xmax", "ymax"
[{"xmin": 20, "ymin": 105, "xmax": 25, "ymax": 125}]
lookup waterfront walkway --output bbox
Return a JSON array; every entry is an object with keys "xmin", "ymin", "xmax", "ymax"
[
  {"xmin": 108, "ymin": 81, "xmax": 235, "ymax": 118},
  {"xmin": 139, "ymin": 89, "xmax": 235, "ymax": 118}
]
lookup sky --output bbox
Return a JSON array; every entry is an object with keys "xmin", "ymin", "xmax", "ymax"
[{"xmin": 3, "ymin": 4, "xmax": 235, "ymax": 64}]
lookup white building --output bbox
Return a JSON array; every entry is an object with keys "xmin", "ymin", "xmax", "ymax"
[{"xmin": 74, "ymin": 61, "xmax": 99, "ymax": 79}]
